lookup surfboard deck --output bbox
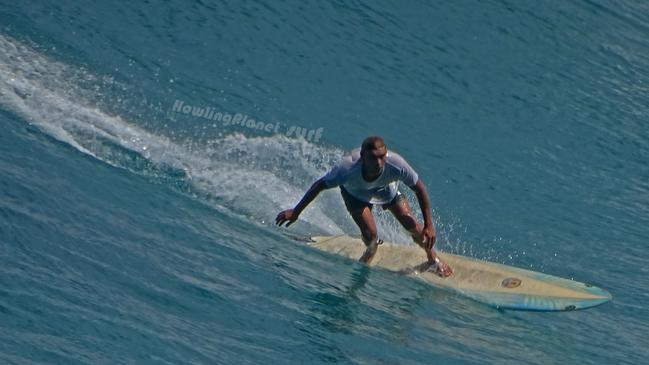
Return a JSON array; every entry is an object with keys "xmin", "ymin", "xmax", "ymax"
[{"xmin": 309, "ymin": 235, "xmax": 612, "ymax": 311}]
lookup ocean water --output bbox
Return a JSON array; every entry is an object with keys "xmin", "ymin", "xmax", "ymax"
[{"xmin": 1, "ymin": 1, "xmax": 648, "ymax": 364}]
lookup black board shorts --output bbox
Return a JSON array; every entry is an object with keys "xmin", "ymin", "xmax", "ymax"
[{"xmin": 340, "ymin": 186, "xmax": 406, "ymax": 212}]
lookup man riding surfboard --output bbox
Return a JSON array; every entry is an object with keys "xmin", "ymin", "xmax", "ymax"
[{"xmin": 275, "ymin": 136, "xmax": 452, "ymax": 277}]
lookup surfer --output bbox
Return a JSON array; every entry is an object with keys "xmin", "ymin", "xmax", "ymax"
[{"xmin": 275, "ymin": 136, "xmax": 452, "ymax": 277}]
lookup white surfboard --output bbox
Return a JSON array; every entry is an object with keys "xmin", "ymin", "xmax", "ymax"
[{"xmin": 309, "ymin": 235, "xmax": 612, "ymax": 311}]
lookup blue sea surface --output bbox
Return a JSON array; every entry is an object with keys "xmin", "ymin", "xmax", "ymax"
[{"xmin": 1, "ymin": 1, "xmax": 648, "ymax": 364}]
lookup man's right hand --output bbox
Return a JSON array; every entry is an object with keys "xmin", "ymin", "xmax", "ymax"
[{"xmin": 275, "ymin": 209, "xmax": 299, "ymax": 227}]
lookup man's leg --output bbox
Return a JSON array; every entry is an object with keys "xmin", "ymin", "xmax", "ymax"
[
  {"xmin": 385, "ymin": 198, "xmax": 425, "ymax": 248},
  {"xmin": 349, "ymin": 205, "xmax": 381, "ymax": 264},
  {"xmin": 386, "ymin": 198, "xmax": 452, "ymax": 277},
  {"xmin": 340, "ymin": 187, "xmax": 381, "ymax": 264}
]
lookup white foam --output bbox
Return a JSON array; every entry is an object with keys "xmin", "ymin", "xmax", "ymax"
[{"xmin": 0, "ymin": 34, "xmax": 347, "ymax": 234}]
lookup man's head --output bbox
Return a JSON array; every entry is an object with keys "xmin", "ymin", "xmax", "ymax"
[{"xmin": 360, "ymin": 136, "xmax": 387, "ymax": 173}]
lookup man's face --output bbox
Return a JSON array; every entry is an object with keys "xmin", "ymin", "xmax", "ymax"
[{"xmin": 362, "ymin": 144, "xmax": 387, "ymax": 173}]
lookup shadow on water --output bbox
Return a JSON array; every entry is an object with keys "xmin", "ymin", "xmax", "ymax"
[
  {"xmin": 295, "ymin": 263, "xmax": 445, "ymax": 363},
  {"xmin": 312, "ymin": 265, "xmax": 372, "ymax": 333},
  {"xmin": 289, "ymin": 265, "xmax": 374, "ymax": 363}
]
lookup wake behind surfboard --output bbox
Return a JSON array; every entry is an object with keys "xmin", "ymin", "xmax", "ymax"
[{"xmin": 308, "ymin": 235, "xmax": 612, "ymax": 312}]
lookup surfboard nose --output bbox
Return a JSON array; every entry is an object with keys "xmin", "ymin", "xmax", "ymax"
[{"xmin": 583, "ymin": 284, "xmax": 613, "ymax": 303}]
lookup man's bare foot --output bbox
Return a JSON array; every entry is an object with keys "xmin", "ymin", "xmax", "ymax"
[
  {"xmin": 424, "ymin": 257, "xmax": 453, "ymax": 277},
  {"xmin": 359, "ymin": 239, "xmax": 381, "ymax": 264}
]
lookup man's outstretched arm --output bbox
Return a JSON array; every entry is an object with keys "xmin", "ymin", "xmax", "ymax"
[
  {"xmin": 410, "ymin": 179, "xmax": 436, "ymax": 248},
  {"xmin": 275, "ymin": 178, "xmax": 329, "ymax": 227},
  {"xmin": 410, "ymin": 178, "xmax": 453, "ymax": 277}
]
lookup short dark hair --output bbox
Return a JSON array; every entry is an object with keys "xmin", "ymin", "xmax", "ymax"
[{"xmin": 361, "ymin": 136, "xmax": 386, "ymax": 153}]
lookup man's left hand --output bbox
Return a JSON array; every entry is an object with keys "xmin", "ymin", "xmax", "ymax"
[{"xmin": 422, "ymin": 224, "xmax": 436, "ymax": 251}]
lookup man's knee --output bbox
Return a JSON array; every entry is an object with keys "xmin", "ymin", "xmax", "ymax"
[
  {"xmin": 407, "ymin": 222, "xmax": 424, "ymax": 244},
  {"xmin": 399, "ymin": 214, "xmax": 419, "ymax": 232}
]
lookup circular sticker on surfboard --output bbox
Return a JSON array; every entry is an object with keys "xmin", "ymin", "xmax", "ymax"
[{"xmin": 501, "ymin": 277, "xmax": 522, "ymax": 289}]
